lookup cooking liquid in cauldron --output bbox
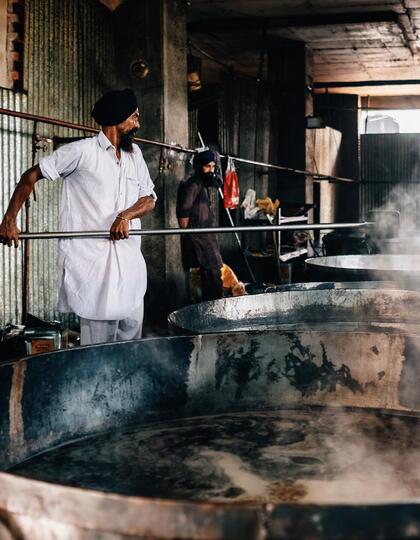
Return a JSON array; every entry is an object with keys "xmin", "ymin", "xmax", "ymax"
[{"xmin": 10, "ymin": 409, "xmax": 420, "ymax": 504}]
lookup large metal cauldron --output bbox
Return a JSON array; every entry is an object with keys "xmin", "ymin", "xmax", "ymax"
[
  {"xmin": 168, "ymin": 282, "xmax": 420, "ymax": 335},
  {"xmin": 3, "ymin": 331, "xmax": 420, "ymax": 539},
  {"xmin": 306, "ymin": 254, "xmax": 420, "ymax": 282}
]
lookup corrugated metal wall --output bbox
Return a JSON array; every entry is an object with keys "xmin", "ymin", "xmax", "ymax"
[
  {"xmin": 217, "ymin": 75, "xmax": 270, "ymax": 258},
  {"xmin": 218, "ymin": 75, "xmax": 269, "ymax": 197},
  {"xmin": 0, "ymin": 90, "xmax": 28, "ymax": 325},
  {"xmin": 360, "ymin": 133, "xmax": 420, "ymax": 230},
  {"xmin": 0, "ymin": 0, "xmax": 117, "ymax": 326}
]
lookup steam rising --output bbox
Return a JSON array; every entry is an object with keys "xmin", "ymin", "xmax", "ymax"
[
  {"xmin": 299, "ymin": 410, "xmax": 420, "ymax": 504},
  {"xmin": 369, "ymin": 184, "xmax": 420, "ymax": 258}
]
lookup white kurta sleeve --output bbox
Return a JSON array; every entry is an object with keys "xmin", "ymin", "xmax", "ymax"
[
  {"xmin": 136, "ymin": 149, "xmax": 157, "ymax": 201},
  {"xmin": 39, "ymin": 141, "xmax": 83, "ymax": 181}
]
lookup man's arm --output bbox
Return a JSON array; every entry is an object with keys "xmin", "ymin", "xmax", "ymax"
[
  {"xmin": 0, "ymin": 165, "xmax": 43, "ymax": 247},
  {"xmin": 178, "ymin": 217, "xmax": 189, "ymax": 228},
  {"xmin": 176, "ymin": 180, "xmax": 199, "ymax": 230},
  {"xmin": 109, "ymin": 195, "xmax": 155, "ymax": 241}
]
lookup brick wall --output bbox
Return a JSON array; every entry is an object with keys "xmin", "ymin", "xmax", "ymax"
[{"xmin": 0, "ymin": 0, "xmax": 24, "ymax": 90}]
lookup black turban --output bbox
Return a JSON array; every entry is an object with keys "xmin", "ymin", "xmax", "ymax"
[
  {"xmin": 91, "ymin": 88, "xmax": 137, "ymax": 126},
  {"xmin": 193, "ymin": 149, "xmax": 216, "ymax": 170}
]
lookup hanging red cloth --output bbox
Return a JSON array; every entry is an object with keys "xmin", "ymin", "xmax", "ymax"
[{"xmin": 223, "ymin": 157, "xmax": 240, "ymax": 209}]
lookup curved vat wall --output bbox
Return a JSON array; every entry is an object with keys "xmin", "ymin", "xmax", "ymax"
[
  {"xmin": 1, "ymin": 331, "xmax": 420, "ymax": 539},
  {"xmin": 306, "ymin": 254, "xmax": 420, "ymax": 282},
  {"xmin": 168, "ymin": 283, "xmax": 420, "ymax": 335}
]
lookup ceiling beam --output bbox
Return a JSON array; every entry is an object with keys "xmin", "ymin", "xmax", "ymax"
[
  {"xmin": 188, "ymin": 11, "xmax": 399, "ymax": 33},
  {"xmin": 397, "ymin": 0, "xmax": 419, "ymax": 55}
]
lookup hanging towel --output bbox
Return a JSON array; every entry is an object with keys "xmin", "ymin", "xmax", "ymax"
[{"xmin": 241, "ymin": 188, "xmax": 260, "ymax": 219}]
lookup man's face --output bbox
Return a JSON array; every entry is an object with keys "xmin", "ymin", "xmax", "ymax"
[
  {"xmin": 118, "ymin": 108, "xmax": 140, "ymax": 152},
  {"xmin": 202, "ymin": 161, "xmax": 215, "ymax": 174}
]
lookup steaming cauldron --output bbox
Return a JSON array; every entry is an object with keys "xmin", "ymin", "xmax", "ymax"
[
  {"xmin": 168, "ymin": 282, "xmax": 420, "ymax": 335},
  {"xmin": 306, "ymin": 254, "xmax": 420, "ymax": 282},
  {"xmin": 2, "ymin": 331, "xmax": 420, "ymax": 539}
]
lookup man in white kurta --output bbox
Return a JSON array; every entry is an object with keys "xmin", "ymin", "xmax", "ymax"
[
  {"xmin": 0, "ymin": 88, "xmax": 156, "ymax": 345},
  {"xmin": 40, "ymin": 130, "xmax": 156, "ymax": 344}
]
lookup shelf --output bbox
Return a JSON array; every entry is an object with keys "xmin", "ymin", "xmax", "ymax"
[
  {"xmin": 245, "ymin": 253, "xmax": 276, "ymax": 259},
  {"xmin": 278, "ymin": 216, "xmax": 308, "ymax": 224}
]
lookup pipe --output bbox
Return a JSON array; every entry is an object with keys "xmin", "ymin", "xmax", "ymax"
[
  {"xmin": 22, "ymin": 121, "xmax": 40, "ymax": 324},
  {"xmin": 15, "ymin": 222, "xmax": 375, "ymax": 240},
  {"xmin": 217, "ymin": 186, "xmax": 256, "ymax": 282},
  {"xmin": 314, "ymin": 79, "xmax": 420, "ymax": 89},
  {"xmin": 230, "ymin": 156, "xmax": 357, "ymax": 183},
  {"xmin": 0, "ymin": 107, "xmax": 357, "ymax": 184}
]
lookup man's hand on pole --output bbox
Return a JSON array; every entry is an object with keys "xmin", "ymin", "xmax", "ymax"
[
  {"xmin": 0, "ymin": 217, "xmax": 20, "ymax": 247},
  {"xmin": 0, "ymin": 165, "xmax": 42, "ymax": 248},
  {"xmin": 110, "ymin": 215, "xmax": 130, "ymax": 241},
  {"xmin": 109, "ymin": 196, "xmax": 155, "ymax": 240}
]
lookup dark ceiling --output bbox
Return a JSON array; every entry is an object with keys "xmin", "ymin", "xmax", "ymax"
[{"xmin": 187, "ymin": 0, "xmax": 420, "ymax": 95}]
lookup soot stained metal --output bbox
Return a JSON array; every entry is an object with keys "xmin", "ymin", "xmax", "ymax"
[
  {"xmin": 1, "ymin": 329, "xmax": 420, "ymax": 538},
  {"xmin": 282, "ymin": 338, "xmax": 363, "ymax": 397},
  {"xmin": 168, "ymin": 281, "xmax": 420, "ymax": 335}
]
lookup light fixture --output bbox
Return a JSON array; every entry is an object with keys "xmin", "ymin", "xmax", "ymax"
[
  {"xmin": 187, "ymin": 54, "xmax": 202, "ymax": 92},
  {"xmin": 187, "ymin": 40, "xmax": 202, "ymax": 92},
  {"xmin": 129, "ymin": 59, "xmax": 150, "ymax": 80},
  {"xmin": 98, "ymin": 0, "xmax": 127, "ymax": 11}
]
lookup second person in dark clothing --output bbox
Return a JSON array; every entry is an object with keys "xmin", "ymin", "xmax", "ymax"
[{"xmin": 176, "ymin": 149, "xmax": 223, "ymax": 301}]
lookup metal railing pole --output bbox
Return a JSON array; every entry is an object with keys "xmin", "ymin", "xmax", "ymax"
[
  {"xmin": 0, "ymin": 107, "xmax": 357, "ymax": 184},
  {"xmin": 14, "ymin": 222, "xmax": 375, "ymax": 240}
]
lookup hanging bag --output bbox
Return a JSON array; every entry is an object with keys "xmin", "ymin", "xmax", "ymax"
[{"xmin": 223, "ymin": 156, "xmax": 240, "ymax": 209}]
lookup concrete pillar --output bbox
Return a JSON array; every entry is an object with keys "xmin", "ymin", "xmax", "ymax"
[
  {"xmin": 313, "ymin": 127, "xmax": 342, "ymax": 233},
  {"xmin": 267, "ymin": 41, "xmax": 314, "ymax": 223},
  {"xmin": 314, "ymin": 93, "xmax": 360, "ymax": 222},
  {"xmin": 114, "ymin": 0, "xmax": 189, "ymax": 330}
]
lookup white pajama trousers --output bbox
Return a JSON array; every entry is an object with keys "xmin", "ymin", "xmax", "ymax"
[{"xmin": 79, "ymin": 302, "xmax": 144, "ymax": 346}]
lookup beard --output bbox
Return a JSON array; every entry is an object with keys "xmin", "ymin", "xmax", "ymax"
[
  {"xmin": 120, "ymin": 128, "xmax": 137, "ymax": 152},
  {"xmin": 201, "ymin": 171, "xmax": 222, "ymax": 189}
]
